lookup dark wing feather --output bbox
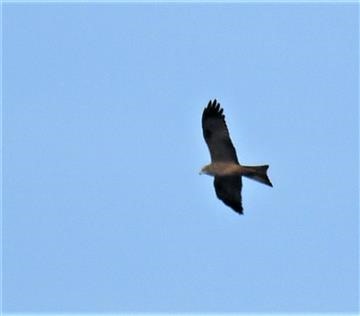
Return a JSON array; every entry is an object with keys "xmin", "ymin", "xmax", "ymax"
[
  {"xmin": 214, "ymin": 176, "xmax": 243, "ymax": 214},
  {"xmin": 202, "ymin": 99, "xmax": 239, "ymax": 163}
]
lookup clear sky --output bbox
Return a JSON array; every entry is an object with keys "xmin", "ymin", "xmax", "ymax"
[{"xmin": 3, "ymin": 2, "xmax": 359, "ymax": 314}]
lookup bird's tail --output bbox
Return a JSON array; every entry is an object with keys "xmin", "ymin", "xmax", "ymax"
[{"xmin": 241, "ymin": 165, "xmax": 273, "ymax": 187}]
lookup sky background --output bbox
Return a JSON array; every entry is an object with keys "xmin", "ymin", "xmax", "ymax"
[{"xmin": 3, "ymin": 3, "xmax": 359, "ymax": 314}]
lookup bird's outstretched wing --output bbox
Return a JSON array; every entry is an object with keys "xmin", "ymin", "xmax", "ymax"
[
  {"xmin": 214, "ymin": 176, "xmax": 243, "ymax": 214},
  {"xmin": 202, "ymin": 99, "xmax": 239, "ymax": 163}
]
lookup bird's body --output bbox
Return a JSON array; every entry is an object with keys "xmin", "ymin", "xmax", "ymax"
[
  {"xmin": 200, "ymin": 99, "xmax": 272, "ymax": 215},
  {"xmin": 201, "ymin": 162, "xmax": 243, "ymax": 176}
]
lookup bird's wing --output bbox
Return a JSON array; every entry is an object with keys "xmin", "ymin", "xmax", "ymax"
[
  {"xmin": 214, "ymin": 176, "xmax": 243, "ymax": 214},
  {"xmin": 202, "ymin": 99, "xmax": 239, "ymax": 163}
]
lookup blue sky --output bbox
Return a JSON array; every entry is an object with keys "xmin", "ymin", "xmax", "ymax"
[{"xmin": 3, "ymin": 2, "xmax": 359, "ymax": 314}]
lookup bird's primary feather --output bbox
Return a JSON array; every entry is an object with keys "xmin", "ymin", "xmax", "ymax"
[
  {"xmin": 202, "ymin": 100, "xmax": 243, "ymax": 213},
  {"xmin": 214, "ymin": 176, "xmax": 243, "ymax": 214},
  {"xmin": 202, "ymin": 99, "xmax": 239, "ymax": 163}
]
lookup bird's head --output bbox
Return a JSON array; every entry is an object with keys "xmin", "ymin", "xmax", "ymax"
[{"xmin": 199, "ymin": 164, "xmax": 213, "ymax": 176}]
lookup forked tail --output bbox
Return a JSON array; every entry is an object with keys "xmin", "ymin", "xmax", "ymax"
[{"xmin": 242, "ymin": 165, "xmax": 273, "ymax": 187}]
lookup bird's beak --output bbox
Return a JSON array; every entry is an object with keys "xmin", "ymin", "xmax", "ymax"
[{"xmin": 199, "ymin": 170, "xmax": 203, "ymax": 175}]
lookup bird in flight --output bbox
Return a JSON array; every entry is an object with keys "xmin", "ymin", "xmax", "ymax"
[{"xmin": 200, "ymin": 99, "xmax": 272, "ymax": 215}]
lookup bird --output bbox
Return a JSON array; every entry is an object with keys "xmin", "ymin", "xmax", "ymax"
[{"xmin": 200, "ymin": 99, "xmax": 272, "ymax": 215}]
